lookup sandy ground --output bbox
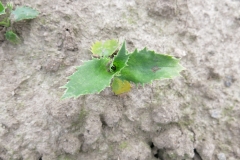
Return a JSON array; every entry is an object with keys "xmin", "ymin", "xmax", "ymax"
[{"xmin": 0, "ymin": 0, "xmax": 240, "ymax": 160}]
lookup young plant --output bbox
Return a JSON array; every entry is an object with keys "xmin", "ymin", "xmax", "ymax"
[
  {"xmin": 61, "ymin": 39, "xmax": 184, "ymax": 99},
  {"xmin": 0, "ymin": 1, "xmax": 39, "ymax": 44}
]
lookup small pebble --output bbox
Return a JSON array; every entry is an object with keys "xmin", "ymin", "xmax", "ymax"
[
  {"xmin": 224, "ymin": 80, "xmax": 231, "ymax": 87},
  {"xmin": 224, "ymin": 76, "xmax": 233, "ymax": 87},
  {"xmin": 209, "ymin": 109, "xmax": 222, "ymax": 119},
  {"xmin": 217, "ymin": 152, "xmax": 226, "ymax": 160}
]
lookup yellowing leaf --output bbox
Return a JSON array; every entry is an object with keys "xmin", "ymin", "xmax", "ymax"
[
  {"xmin": 111, "ymin": 77, "xmax": 131, "ymax": 95},
  {"xmin": 91, "ymin": 39, "xmax": 119, "ymax": 57}
]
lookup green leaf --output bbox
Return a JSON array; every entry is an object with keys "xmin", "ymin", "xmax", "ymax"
[
  {"xmin": 61, "ymin": 58, "xmax": 115, "ymax": 99},
  {"xmin": 111, "ymin": 77, "xmax": 131, "ymax": 95},
  {"xmin": 5, "ymin": 31, "xmax": 21, "ymax": 44},
  {"xmin": 0, "ymin": 1, "xmax": 5, "ymax": 15},
  {"xmin": 112, "ymin": 41, "xmax": 129, "ymax": 73},
  {"xmin": 120, "ymin": 48, "xmax": 184, "ymax": 84},
  {"xmin": 11, "ymin": 6, "xmax": 39, "ymax": 22},
  {"xmin": 91, "ymin": 39, "xmax": 119, "ymax": 57}
]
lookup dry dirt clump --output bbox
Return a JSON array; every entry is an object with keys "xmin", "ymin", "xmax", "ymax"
[{"xmin": 0, "ymin": 0, "xmax": 240, "ymax": 160}]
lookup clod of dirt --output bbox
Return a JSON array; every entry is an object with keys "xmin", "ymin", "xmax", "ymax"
[
  {"xmin": 63, "ymin": 56, "xmax": 76, "ymax": 66},
  {"xmin": 153, "ymin": 126, "xmax": 181, "ymax": 150},
  {"xmin": 153, "ymin": 127, "xmax": 194, "ymax": 159},
  {"xmin": 172, "ymin": 130, "xmax": 194, "ymax": 159},
  {"xmin": 46, "ymin": 100, "xmax": 82, "ymax": 127},
  {"xmin": 82, "ymin": 114, "xmax": 102, "ymax": 151},
  {"xmin": 59, "ymin": 134, "xmax": 82, "ymax": 155},
  {"xmin": 173, "ymin": 48, "xmax": 187, "ymax": 58},
  {"xmin": 152, "ymin": 101, "xmax": 181, "ymax": 124},
  {"xmin": 147, "ymin": 0, "xmax": 176, "ymax": 18},
  {"xmin": 58, "ymin": 26, "xmax": 78, "ymax": 51},
  {"xmin": 196, "ymin": 140, "xmax": 215, "ymax": 160},
  {"xmin": 118, "ymin": 140, "xmax": 151, "ymax": 160},
  {"xmin": 101, "ymin": 104, "xmax": 122, "ymax": 127},
  {"xmin": 21, "ymin": 149, "xmax": 41, "ymax": 160},
  {"xmin": 44, "ymin": 59, "xmax": 62, "ymax": 72},
  {"xmin": 140, "ymin": 112, "xmax": 155, "ymax": 132}
]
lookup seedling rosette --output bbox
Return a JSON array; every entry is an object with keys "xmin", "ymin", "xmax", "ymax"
[
  {"xmin": 0, "ymin": 1, "xmax": 39, "ymax": 43},
  {"xmin": 61, "ymin": 39, "xmax": 184, "ymax": 99}
]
